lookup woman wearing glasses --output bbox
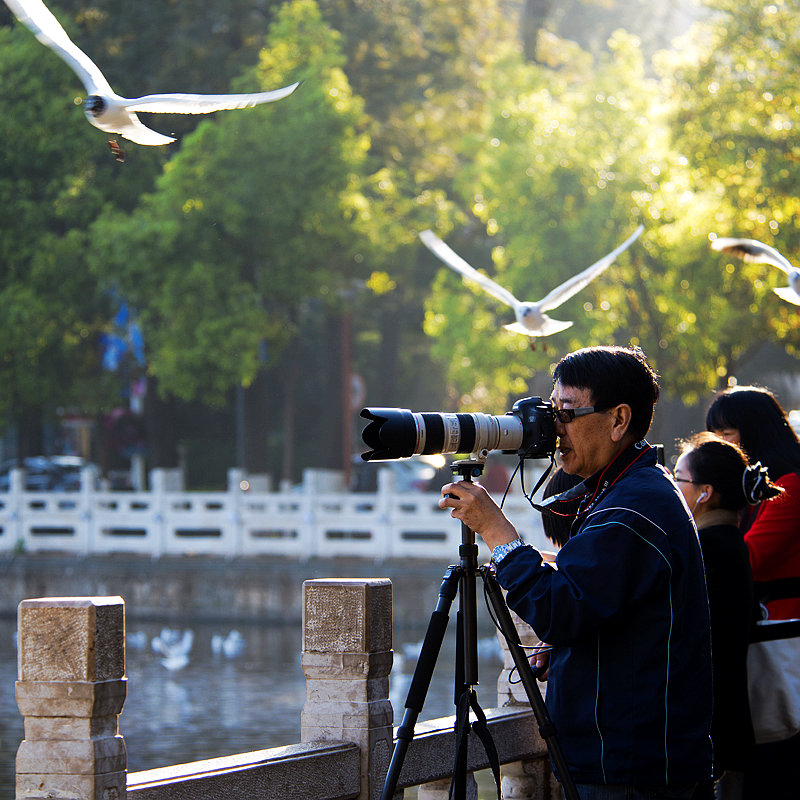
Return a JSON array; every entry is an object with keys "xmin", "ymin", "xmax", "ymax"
[{"xmin": 674, "ymin": 432, "xmax": 781, "ymax": 800}]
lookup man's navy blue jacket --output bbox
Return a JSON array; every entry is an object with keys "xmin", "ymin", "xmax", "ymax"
[{"xmin": 496, "ymin": 443, "xmax": 713, "ymax": 786}]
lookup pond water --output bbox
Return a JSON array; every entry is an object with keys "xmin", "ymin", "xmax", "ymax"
[{"xmin": 0, "ymin": 614, "xmax": 503, "ymax": 799}]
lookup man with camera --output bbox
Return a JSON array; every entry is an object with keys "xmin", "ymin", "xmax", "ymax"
[{"xmin": 440, "ymin": 345, "xmax": 712, "ymax": 800}]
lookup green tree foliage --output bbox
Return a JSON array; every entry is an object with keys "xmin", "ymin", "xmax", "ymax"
[
  {"xmin": 88, "ymin": 0, "xmax": 373, "ymax": 404},
  {"xmin": 424, "ymin": 10, "xmax": 800, "ymax": 413},
  {"xmin": 424, "ymin": 33, "xmax": 662, "ymax": 408},
  {"xmin": 5, "ymin": 0, "xmax": 800, "ymax": 477},
  {"xmin": 311, "ymin": 0, "xmax": 521, "ymax": 410},
  {"xmin": 0, "ymin": 20, "xmax": 131, "ymax": 446},
  {"xmin": 656, "ymin": 0, "xmax": 800, "ymax": 389}
]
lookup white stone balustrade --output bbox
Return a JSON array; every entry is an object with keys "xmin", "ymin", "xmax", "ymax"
[{"xmin": 0, "ymin": 466, "xmax": 550, "ymax": 561}]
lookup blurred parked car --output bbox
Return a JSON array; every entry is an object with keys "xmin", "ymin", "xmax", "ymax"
[
  {"xmin": 350, "ymin": 454, "xmax": 447, "ymax": 493},
  {"xmin": 0, "ymin": 456, "xmax": 90, "ymax": 492}
]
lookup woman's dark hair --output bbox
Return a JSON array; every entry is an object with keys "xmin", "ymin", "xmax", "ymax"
[
  {"xmin": 540, "ymin": 467, "xmax": 584, "ymax": 547},
  {"xmin": 553, "ymin": 346, "xmax": 660, "ymax": 441},
  {"xmin": 678, "ymin": 431, "xmax": 783, "ymax": 510},
  {"xmin": 705, "ymin": 385, "xmax": 800, "ymax": 478}
]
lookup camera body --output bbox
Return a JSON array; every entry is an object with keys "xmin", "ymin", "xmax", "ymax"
[
  {"xmin": 360, "ymin": 396, "xmax": 558, "ymax": 462},
  {"xmin": 507, "ymin": 396, "xmax": 559, "ymax": 459}
]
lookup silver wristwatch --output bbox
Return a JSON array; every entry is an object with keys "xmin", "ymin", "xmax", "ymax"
[{"xmin": 491, "ymin": 538, "xmax": 524, "ymax": 565}]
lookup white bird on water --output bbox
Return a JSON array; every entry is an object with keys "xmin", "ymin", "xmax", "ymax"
[
  {"xmin": 211, "ymin": 630, "xmax": 245, "ymax": 659},
  {"xmin": 419, "ymin": 225, "xmax": 644, "ymax": 341},
  {"xmin": 151, "ymin": 628, "xmax": 193, "ymax": 671},
  {"xmin": 2, "ymin": 0, "xmax": 300, "ymax": 146},
  {"xmin": 710, "ymin": 237, "xmax": 800, "ymax": 306}
]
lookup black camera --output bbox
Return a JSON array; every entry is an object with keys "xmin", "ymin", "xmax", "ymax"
[{"xmin": 360, "ymin": 396, "xmax": 557, "ymax": 462}]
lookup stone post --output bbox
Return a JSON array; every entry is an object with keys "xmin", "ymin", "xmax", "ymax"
[
  {"xmin": 15, "ymin": 596, "xmax": 127, "ymax": 800},
  {"xmin": 496, "ymin": 603, "xmax": 559, "ymax": 799},
  {"xmin": 301, "ymin": 578, "xmax": 394, "ymax": 800},
  {"xmin": 418, "ymin": 776, "xmax": 477, "ymax": 800}
]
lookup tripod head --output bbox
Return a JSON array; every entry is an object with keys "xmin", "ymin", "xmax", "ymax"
[
  {"xmin": 450, "ymin": 458, "xmax": 485, "ymax": 481},
  {"xmin": 448, "ymin": 459, "xmax": 486, "ymax": 552}
]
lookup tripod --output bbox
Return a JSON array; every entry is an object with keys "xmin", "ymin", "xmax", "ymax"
[{"xmin": 380, "ymin": 459, "xmax": 579, "ymax": 800}]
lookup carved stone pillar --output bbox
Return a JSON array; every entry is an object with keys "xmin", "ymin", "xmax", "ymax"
[
  {"xmin": 418, "ymin": 775, "xmax": 477, "ymax": 799},
  {"xmin": 15, "ymin": 596, "xmax": 127, "ymax": 800},
  {"xmin": 301, "ymin": 578, "xmax": 394, "ymax": 800}
]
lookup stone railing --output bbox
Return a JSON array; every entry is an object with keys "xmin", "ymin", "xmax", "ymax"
[
  {"xmin": 14, "ymin": 582, "xmax": 560, "ymax": 800},
  {"xmin": 0, "ymin": 466, "xmax": 550, "ymax": 562}
]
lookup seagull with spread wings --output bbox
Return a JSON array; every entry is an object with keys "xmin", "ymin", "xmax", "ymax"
[
  {"xmin": 711, "ymin": 237, "xmax": 800, "ymax": 306},
  {"xmin": 419, "ymin": 225, "xmax": 644, "ymax": 340},
  {"xmin": 3, "ymin": 0, "xmax": 300, "ymax": 146}
]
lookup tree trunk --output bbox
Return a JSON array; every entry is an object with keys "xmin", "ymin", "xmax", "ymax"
[
  {"xmin": 317, "ymin": 313, "xmax": 345, "ymax": 471},
  {"xmin": 15, "ymin": 406, "xmax": 44, "ymax": 459},
  {"xmin": 144, "ymin": 376, "xmax": 179, "ymax": 469},
  {"xmin": 521, "ymin": 0, "xmax": 553, "ymax": 61},
  {"xmin": 242, "ymin": 369, "xmax": 272, "ymax": 476},
  {"xmin": 281, "ymin": 345, "xmax": 300, "ymax": 485},
  {"xmin": 375, "ymin": 307, "xmax": 401, "ymax": 403}
]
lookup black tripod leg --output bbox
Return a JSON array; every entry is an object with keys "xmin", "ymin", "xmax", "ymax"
[
  {"xmin": 379, "ymin": 565, "xmax": 462, "ymax": 800},
  {"xmin": 481, "ymin": 567, "xmax": 581, "ymax": 800}
]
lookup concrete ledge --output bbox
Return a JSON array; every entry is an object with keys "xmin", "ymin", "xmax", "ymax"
[
  {"xmin": 127, "ymin": 741, "xmax": 361, "ymax": 800},
  {"xmin": 17, "ymin": 597, "xmax": 125, "ymax": 682},
  {"xmin": 125, "ymin": 708, "xmax": 546, "ymax": 800},
  {"xmin": 396, "ymin": 706, "xmax": 545, "ymax": 789}
]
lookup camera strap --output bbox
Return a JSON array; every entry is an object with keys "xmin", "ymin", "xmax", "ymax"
[
  {"xmin": 516, "ymin": 457, "xmax": 556, "ymax": 514},
  {"xmin": 534, "ymin": 440, "xmax": 654, "ymax": 521}
]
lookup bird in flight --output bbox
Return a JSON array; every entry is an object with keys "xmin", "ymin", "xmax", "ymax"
[
  {"xmin": 711, "ymin": 237, "xmax": 800, "ymax": 306},
  {"xmin": 3, "ymin": 0, "xmax": 300, "ymax": 146},
  {"xmin": 419, "ymin": 224, "xmax": 644, "ymax": 341}
]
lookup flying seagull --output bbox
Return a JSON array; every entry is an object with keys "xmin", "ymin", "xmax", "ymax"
[
  {"xmin": 711, "ymin": 237, "xmax": 800, "ymax": 306},
  {"xmin": 3, "ymin": 0, "xmax": 300, "ymax": 146},
  {"xmin": 419, "ymin": 224, "xmax": 644, "ymax": 339}
]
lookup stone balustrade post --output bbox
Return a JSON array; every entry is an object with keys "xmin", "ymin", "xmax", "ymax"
[
  {"xmin": 301, "ymin": 578, "xmax": 394, "ymax": 800},
  {"xmin": 418, "ymin": 776, "xmax": 477, "ymax": 800},
  {"xmin": 496, "ymin": 602, "xmax": 559, "ymax": 799},
  {"xmin": 15, "ymin": 596, "xmax": 127, "ymax": 800}
]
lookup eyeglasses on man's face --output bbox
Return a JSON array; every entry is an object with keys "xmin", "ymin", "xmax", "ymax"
[
  {"xmin": 674, "ymin": 477, "xmax": 701, "ymax": 485},
  {"xmin": 552, "ymin": 406, "xmax": 610, "ymax": 424}
]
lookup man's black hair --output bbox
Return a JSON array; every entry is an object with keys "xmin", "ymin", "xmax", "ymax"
[{"xmin": 552, "ymin": 345, "xmax": 660, "ymax": 441}]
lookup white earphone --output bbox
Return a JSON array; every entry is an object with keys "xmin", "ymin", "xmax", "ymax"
[{"xmin": 698, "ymin": 491, "xmax": 708, "ymax": 501}]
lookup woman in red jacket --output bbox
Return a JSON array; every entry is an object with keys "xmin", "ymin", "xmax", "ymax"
[
  {"xmin": 706, "ymin": 384, "xmax": 800, "ymax": 799},
  {"xmin": 706, "ymin": 384, "xmax": 800, "ymax": 620}
]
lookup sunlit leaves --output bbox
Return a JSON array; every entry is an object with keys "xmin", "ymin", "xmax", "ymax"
[
  {"xmin": 659, "ymin": 0, "xmax": 800, "ymax": 384},
  {"xmin": 422, "ymin": 7, "xmax": 800, "ymax": 410},
  {"xmin": 427, "ymin": 32, "xmax": 660, "ymax": 404}
]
